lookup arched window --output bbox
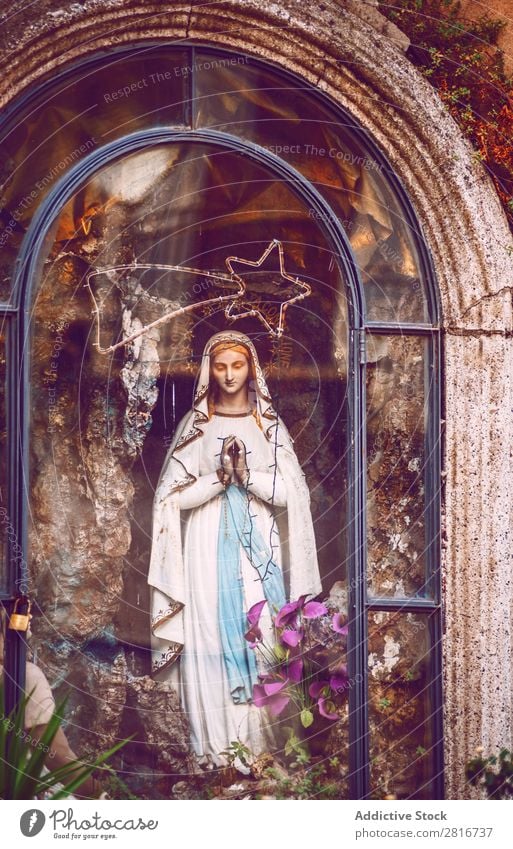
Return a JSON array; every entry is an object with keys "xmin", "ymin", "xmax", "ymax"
[{"xmin": 0, "ymin": 45, "xmax": 441, "ymax": 800}]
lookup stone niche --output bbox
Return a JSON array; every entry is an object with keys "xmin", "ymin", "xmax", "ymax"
[{"xmin": 26, "ymin": 145, "xmax": 350, "ymax": 798}]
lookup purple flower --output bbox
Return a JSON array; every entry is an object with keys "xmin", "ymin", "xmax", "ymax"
[
  {"xmin": 252, "ymin": 683, "xmax": 290, "ymax": 716},
  {"xmin": 244, "ymin": 627, "xmax": 262, "ymax": 647},
  {"xmin": 249, "ymin": 596, "xmax": 349, "ymax": 723},
  {"xmin": 332, "ymin": 612, "xmax": 349, "ymax": 635},
  {"xmin": 248, "ymin": 599, "xmax": 267, "ymax": 626},
  {"xmin": 263, "ymin": 679, "xmax": 287, "ymax": 696},
  {"xmin": 252, "ymin": 658, "xmax": 304, "ymax": 716},
  {"xmin": 329, "ymin": 666, "xmax": 348, "ymax": 693},
  {"xmin": 308, "ymin": 680, "xmax": 330, "ymax": 699},
  {"xmin": 285, "ymin": 657, "xmax": 303, "ymax": 684},
  {"xmin": 244, "ymin": 599, "xmax": 267, "ymax": 646},
  {"xmin": 318, "ymin": 697, "xmax": 339, "ymax": 721},
  {"xmin": 280, "ymin": 627, "xmax": 304, "ymax": 648},
  {"xmin": 303, "ymin": 601, "xmax": 328, "ymax": 619},
  {"xmin": 274, "ymin": 596, "xmax": 308, "ymax": 628}
]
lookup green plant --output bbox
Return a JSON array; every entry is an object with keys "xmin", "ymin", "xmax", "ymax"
[
  {"xmin": 99, "ymin": 765, "xmax": 139, "ymax": 801},
  {"xmin": 254, "ymin": 736, "xmax": 345, "ymax": 800},
  {"xmin": 263, "ymin": 758, "xmax": 340, "ymax": 800},
  {"xmin": 282, "ymin": 728, "xmax": 310, "ymax": 764},
  {"xmin": 219, "ymin": 739, "xmax": 253, "ymax": 769},
  {"xmin": 379, "ymin": 0, "xmax": 513, "ymax": 232},
  {"xmin": 466, "ymin": 747, "xmax": 513, "ymax": 799},
  {"xmin": 0, "ymin": 683, "xmax": 128, "ymax": 799}
]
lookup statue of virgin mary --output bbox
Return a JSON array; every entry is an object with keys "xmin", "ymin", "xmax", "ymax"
[{"xmin": 148, "ymin": 330, "xmax": 321, "ymax": 764}]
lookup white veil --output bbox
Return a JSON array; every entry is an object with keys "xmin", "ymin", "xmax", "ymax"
[{"xmin": 148, "ymin": 330, "xmax": 321, "ymax": 677}]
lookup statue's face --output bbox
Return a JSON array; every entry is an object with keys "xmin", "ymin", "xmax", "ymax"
[{"xmin": 211, "ymin": 348, "xmax": 249, "ymax": 397}]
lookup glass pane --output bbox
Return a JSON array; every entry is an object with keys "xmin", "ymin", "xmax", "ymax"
[
  {"xmin": 0, "ymin": 48, "xmax": 189, "ymax": 300},
  {"xmin": 366, "ymin": 334, "xmax": 431, "ymax": 598},
  {"xmin": 368, "ymin": 610, "xmax": 436, "ymax": 799},
  {"xmin": 0, "ymin": 323, "xmax": 6, "ymax": 590},
  {"xmin": 194, "ymin": 53, "xmax": 430, "ymax": 323},
  {"xmin": 27, "ymin": 142, "xmax": 350, "ymax": 797}
]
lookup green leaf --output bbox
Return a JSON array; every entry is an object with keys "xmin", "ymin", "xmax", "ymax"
[
  {"xmin": 14, "ymin": 699, "xmax": 69, "ymax": 798},
  {"xmin": 0, "ymin": 681, "xmax": 131, "ymax": 800},
  {"xmin": 300, "ymin": 709, "xmax": 314, "ymax": 728},
  {"xmin": 274, "ymin": 643, "xmax": 287, "ymax": 662}
]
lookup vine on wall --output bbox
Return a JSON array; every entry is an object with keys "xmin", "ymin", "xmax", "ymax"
[{"xmin": 379, "ymin": 0, "xmax": 513, "ymax": 232}]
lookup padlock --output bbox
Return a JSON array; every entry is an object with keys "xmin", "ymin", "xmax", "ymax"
[{"xmin": 8, "ymin": 598, "xmax": 32, "ymax": 632}]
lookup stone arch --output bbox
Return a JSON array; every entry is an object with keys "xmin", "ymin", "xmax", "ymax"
[{"xmin": 1, "ymin": 2, "xmax": 511, "ymax": 324}]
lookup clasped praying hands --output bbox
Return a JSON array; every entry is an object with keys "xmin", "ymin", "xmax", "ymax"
[{"xmin": 217, "ymin": 435, "xmax": 250, "ymax": 488}]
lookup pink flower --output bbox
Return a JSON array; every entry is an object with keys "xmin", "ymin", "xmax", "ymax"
[
  {"xmin": 332, "ymin": 612, "xmax": 349, "ymax": 635},
  {"xmin": 318, "ymin": 697, "xmax": 339, "ymax": 721},
  {"xmin": 280, "ymin": 627, "xmax": 304, "ymax": 648},
  {"xmin": 309, "ymin": 680, "xmax": 330, "ymax": 700},
  {"xmin": 274, "ymin": 596, "xmax": 308, "ymax": 628},
  {"xmin": 252, "ymin": 681, "xmax": 290, "ymax": 716},
  {"xmin": 329, "ymin": 666, "xmax": 348, "ymax": 693},
  {"xmin": 285, "ymin": 657, "xmax": 303, "ymax": 683},
  {"xmin": 303, "ymin": 601, "xmax": 328, "ymax": 619},
  {"xmin": 244, "ymin": 599, "xmax": 267, "ymax": 646}
]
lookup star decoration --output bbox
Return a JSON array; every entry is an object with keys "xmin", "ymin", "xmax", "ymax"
[
  {"xmin": 224, "ymin": 239, "xmax": 312, "ymax": 337},
  {"xmin": 85, "ymin": 262, "xmax": 245, "ymax": 354}
]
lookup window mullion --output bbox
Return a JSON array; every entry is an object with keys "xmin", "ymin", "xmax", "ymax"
[
  {"xmin": 348, "ymin": 326, "xmax": 370, "ymax": 799},
  {"xmin": 3, "ymin": 312, "xmax": 27, "ymax": 716}
]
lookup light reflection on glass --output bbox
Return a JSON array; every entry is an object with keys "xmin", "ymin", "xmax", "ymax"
[
  {"xmin": 366, "ymin": 334, "xmax": 431, "ymax": 598},
  {"xmin": 368, "ymin": 610, "xmax": 435, "ymax": 799}
]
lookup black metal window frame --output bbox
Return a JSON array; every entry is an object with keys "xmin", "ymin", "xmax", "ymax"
[{"xmin": 0, "ymin": 44, "xmax": 443, "ymax": 800}]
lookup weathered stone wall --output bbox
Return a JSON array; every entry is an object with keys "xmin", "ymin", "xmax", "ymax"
[{"xmin": 1, "ymin": 0, "xmax": 512, "ymax": 798}]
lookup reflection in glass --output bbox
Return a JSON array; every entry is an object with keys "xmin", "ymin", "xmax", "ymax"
[
  {"xmin": 368, "ymin": 610, "xmax": 435, "ymax": 799},
  {"xmin": 1, "ymin": 45, "xmax": 432, "ymax": 323},
  {"xmin": 27, "ymin": 142, "xmax": 349, "ymax": 793},
  {"xmin": 366, "ymin": 334, "xmax": 431, "ymax": 598},
  {"xmin": 194, "ymin": 53, "xmax": 430, "ymax": 323},
  {"xmin": 0, "ymin": 48, "xmax": 188, "ymax": 300}
]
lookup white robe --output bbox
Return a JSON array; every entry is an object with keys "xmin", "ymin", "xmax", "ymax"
[{"xmin": 179, "ymin": 412, "xmax": 285, "ymax": 760}]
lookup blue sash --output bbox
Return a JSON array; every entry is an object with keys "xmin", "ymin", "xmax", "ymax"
[{"xmin": 217, "ymin": 484, "xmax": 286, "ymax": 704}]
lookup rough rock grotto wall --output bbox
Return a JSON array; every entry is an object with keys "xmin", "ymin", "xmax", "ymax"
[
  {"xmin": 1, "ymin": 0, "xmax": 512, "ymax": 798},
  {"xmin": 29, "ymin": 248, "xmax": 194, "ymax": 796}
]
